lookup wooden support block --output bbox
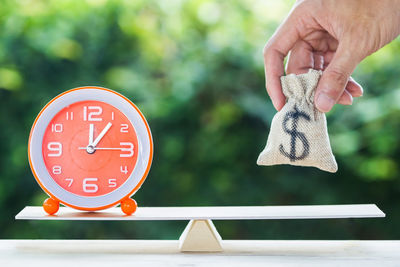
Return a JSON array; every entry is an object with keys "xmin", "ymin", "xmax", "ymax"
[{"xmin": 179, "ymin": 219, "xmax": 223, "ymax": 252}]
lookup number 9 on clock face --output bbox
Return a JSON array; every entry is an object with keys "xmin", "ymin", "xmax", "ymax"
[{"xmin": 28, "ymin": 87, "xmax": 153, "ymax": 215}]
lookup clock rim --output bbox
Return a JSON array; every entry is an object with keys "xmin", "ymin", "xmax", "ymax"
[{"xmin": 28, "ymin": 86, "xmax": 153, "ymax": 211}]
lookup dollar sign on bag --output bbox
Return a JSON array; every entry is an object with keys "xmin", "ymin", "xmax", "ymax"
[{"xmin": 279, "ymin": 105, "xmax": 310, "ymax": 162}]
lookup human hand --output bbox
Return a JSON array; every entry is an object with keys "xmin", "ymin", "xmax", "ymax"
[{"xmin": 263, "ymin": 0, "xmax": 400, "ymax": 112}]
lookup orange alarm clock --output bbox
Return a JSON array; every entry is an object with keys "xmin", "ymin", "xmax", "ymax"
[{"xmin": 28, "ymin": 87, "xmax": 153, "ymax": 215}]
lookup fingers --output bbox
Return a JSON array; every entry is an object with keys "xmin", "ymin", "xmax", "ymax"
[
  {"xmin": 336, "ymin": 90, "xmax": 353, "ymax": 105},
  {"xmin": 336, "ymin": 76, "xmax": 364, "ymax": 105},
  {"xmin": 264, "ymin": 50, "xmax": 286, "ymax": 111},
  {"xmin": 286, "ymin": 42, "xmax": 363, "ymax": 106},
  {"xmin": 346, "ymin": 77, "xmax": 363, "ymax": 97},
  {"xmin": 286, "ymin": 39, "xmax": 363, "ymax": 101},
  {"xmin": 264, "ymin": 7, "xmax": 301, "ymax": 111},
  {"xmin": 285, "ymin": 40, "xmax": 314, "ymax": 74},
  {"xmin": 314, "ymin": 42, "xmax": 362, "ymax": 112}
]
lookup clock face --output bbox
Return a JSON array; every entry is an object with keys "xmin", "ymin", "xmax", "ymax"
[
  {"xmin": 42, "ymin": 100, "xmax": 139, "ymax": 197},
  {"xmin": 28, "ymin": 87, "xmax": 153, "ymax": 210}
]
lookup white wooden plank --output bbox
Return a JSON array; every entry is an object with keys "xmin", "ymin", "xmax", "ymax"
[{"xmin": 15, "ymin": 204, "xmax": 385, "ymax": 221}]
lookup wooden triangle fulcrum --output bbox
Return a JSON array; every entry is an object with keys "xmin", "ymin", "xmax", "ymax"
[{"xmin": 179, "ymin": 219, "xmax": 223, "ymax": 252}]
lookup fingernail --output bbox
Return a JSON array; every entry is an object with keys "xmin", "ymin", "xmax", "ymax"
[{"xmin": 316, "ymin": 93, "xmax": 335, "ymax": 112}]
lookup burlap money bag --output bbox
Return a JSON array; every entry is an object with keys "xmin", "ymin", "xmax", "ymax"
[{"xmin": 257, "ymin": 69, "xmax": 338, "ymax": 173}]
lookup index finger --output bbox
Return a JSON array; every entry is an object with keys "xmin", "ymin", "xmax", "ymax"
[{"xmin": 263, "ymin": 8, "xmax": 301, "ymax": 111}]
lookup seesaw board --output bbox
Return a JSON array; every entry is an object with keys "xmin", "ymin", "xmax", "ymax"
[{"xmin": 16, "ymin": 204, "xmax": 384, "ymax": 221}]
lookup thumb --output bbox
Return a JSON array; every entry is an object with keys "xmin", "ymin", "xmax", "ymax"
[{"xmin": 315, "ymin": 43, "xmax": 362, "ymax": 112}]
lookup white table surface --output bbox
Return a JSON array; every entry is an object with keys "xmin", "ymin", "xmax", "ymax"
[
  {"xmin": 16, "ymin": 204, "xmax": 385, "ymax": 221},
  {"xmin": 1, "ymin": 239, "xmax": 399, "ymax": 267}
]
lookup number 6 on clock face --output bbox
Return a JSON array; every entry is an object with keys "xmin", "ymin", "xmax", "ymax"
[{"xmin": 28, "ymin": 87, "xmax": 153, "ymax": 212}]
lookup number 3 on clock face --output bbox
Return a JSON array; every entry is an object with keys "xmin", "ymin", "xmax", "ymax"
[{"xmin": 28, "ymin": 87, "xmax": 153, "ymax": 212}]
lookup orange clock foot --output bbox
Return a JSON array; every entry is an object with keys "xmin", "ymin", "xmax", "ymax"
[
  {"xmin": 43, "ymin": 198, "xmax": 59, "ymax": 215},
  {"xmin": 121, "ymin": 198, "xmax": 137, "ymax": 215}
]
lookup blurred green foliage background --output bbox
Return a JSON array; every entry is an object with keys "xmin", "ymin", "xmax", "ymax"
[{"xmin": 1, "ymin": 0, "xmax": 400, "ymax": 240}]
